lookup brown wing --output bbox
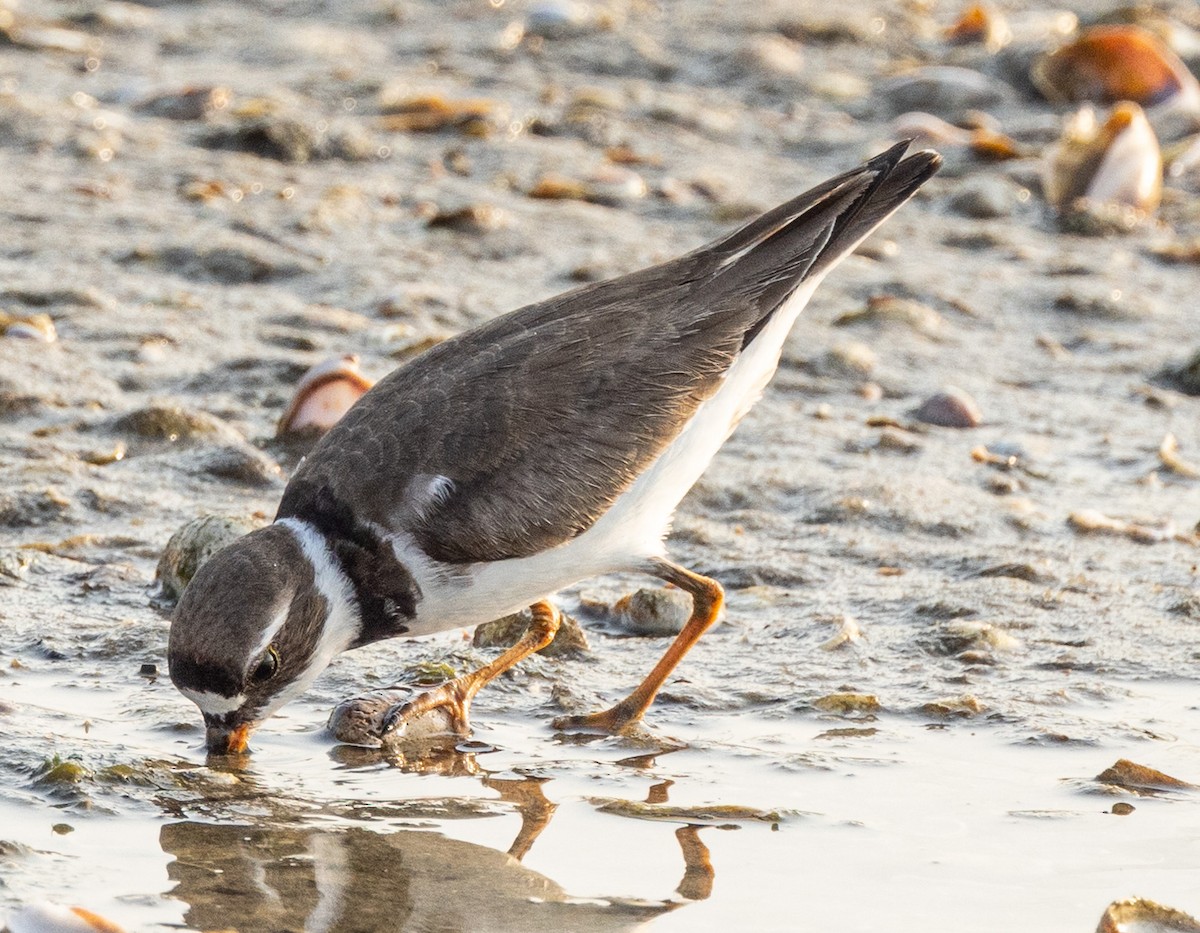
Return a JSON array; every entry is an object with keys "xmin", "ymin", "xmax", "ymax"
[{"xmin": 277, "ymin": 144, "xmax": 940, "ymax": 563}]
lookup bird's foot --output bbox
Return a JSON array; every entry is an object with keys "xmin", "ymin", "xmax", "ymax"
[{"xmin": 553, "ymin": 697, "xmax": 646, "ymax": 736}]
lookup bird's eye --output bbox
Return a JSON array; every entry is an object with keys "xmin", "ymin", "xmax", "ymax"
[{"xmin": 252, "ymin": 646, "xmax": 279, "ymax": 683}]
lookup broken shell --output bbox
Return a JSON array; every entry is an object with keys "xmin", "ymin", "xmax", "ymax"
[
  {"xmin": 945, "ymin": 4, "xmax": 1011, "ymax": 52},
  {"xmin": 1096, "ymin": 898, "xmax": 1200, "ymax": 933},
  {"xmin": 891, "ymin": 112, "xmax": 1021, "ymax": 160},
  {"xmin": 377, "ymin": 95, "xmax": 497, "ymax": 136},
  {"xmin": 1159, "ymin": 433, "xmax": 1200, "ymax": 478},
  {"xmin": 0, "ymin": 311, "xmax": 57, "ymax": 342},
  {"xmin": 1033, "ymin": 26, "xmax": 1200, "ymax": 117},
  {"xmin": 276, "ymin": 354, "xmax": 373, "ymax": 437},
  {"xmin": 1043, "ymin": 102, "xmax": 1162, "ymax": 215}
]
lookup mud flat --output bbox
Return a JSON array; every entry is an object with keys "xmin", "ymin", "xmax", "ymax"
[{"xmin": 2, "ymin": 1, "xmax": 1200, "ymax": 930}]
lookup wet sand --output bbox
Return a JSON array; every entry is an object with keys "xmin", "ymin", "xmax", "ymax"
[{"xmin": 3, "ymin": 0, "xmax": 1200, "ymax": 930}]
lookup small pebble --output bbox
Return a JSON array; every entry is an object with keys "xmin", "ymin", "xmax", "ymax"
[
  {"xmin": 155, "ymin": 514, "xmax": 259, "ymax": 603},
  {"xmin": 914, "ymin": 386, "xmax": 982, "ymax": 428},
  {"xmin": 525, "ymin": 1, "xmax": 597, "ymax": 39},
  {"xmin": 614, "ymin": 587, "xmax": 692, "ymax": 636},
  {"xmin": 1111, "ymin": 802, "xmax": 1135, "ymax": 815},
  {"xmin": 473, "ymin": 608, "xmax": 589, "ymax": 657},
  {"xmin": 948, "ymin": 178, "xmax": 1018, "ymax": 219},
  {"xmin": 880, "ymin": 66, "xmax": 1013, "ymax": 118}
]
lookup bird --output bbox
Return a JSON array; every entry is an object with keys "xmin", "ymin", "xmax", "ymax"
[{"xmin": 168, "ymin": 141, "xmax": 941, "ymax": 754}]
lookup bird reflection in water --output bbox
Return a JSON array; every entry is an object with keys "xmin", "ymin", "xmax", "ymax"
[{"xmin": 166, "ymin": 742, "xmax": 718, "ymax": 932}]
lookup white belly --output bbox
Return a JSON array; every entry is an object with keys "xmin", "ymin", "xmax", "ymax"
[{"xmin": 398, "ymin": 277, "xmax": 822, "ymax": 635}]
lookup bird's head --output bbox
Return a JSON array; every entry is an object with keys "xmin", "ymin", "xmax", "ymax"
[{"xmin": 167, "ymin": 521, "xmax": 360, "ymax": 755}]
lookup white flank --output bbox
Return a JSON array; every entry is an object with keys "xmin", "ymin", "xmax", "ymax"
[
  {"xmin": 400, "ymin": 274, "xmax": 829, "ymax": 636},
  {"xmin": 263, "ymin": 518, "xmax": 362, "ymax": 718}
]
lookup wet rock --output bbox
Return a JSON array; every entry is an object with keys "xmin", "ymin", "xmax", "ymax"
[
  {"xmin": 1110, "ymin": 802, "xmax": 1135, "ymax": 815},
  {"xmin": 473, "ymin": 608, "xmax": 589, "ymax": 658},
  {"xmin": 1161, "ymin": 348, "xmax": 1200, "ymax": 395},
  {"xmin": 135, "ymin": 86, "xmax": 231, "ymax": 120},
  {"xmin": 816, "ymin": 341, "xmax": 877, "ymax": 378},
  {"xmin": 1054, "ymin": 287, "xmax": 1150, "ymax": 320},
  {"xmin": 0, "ymin": 548, "xmax": 34, "ymax": 585},
  {"xmin": 812, "ymin": 692, "xmax": 881, "ymax": 714},
  {"xmin": 120, "ymin": 242, "xmax": 309, "ymax": 284},
  {"xmin": 0, "ymin": 488, "xmax": 73, "ymax": 528},
  {"xmin": 948, "ymin": 178, "xmax": 1019, "ymax": 218},
  {"xmin": 919, "ymin": 695, "xmax": 986, "ymax": 718},
  {"xmin": 155, "ymin": 514, "xmax": 259, "ymax": 602},
  {"xmin": 833, "ymin": 295, "xmax": 942, "ymax": 335},
  {"xmin": 32, "ymin": 755, "xmax": 92, "ymax": 789},
  {"xmin": 188, "ymin": 443, "xmax": 284, "ymax": 487},
  {"xmin": 975, "ymin": 561, "xmax": 1055, "ymax": 584},
  {"xmin": 426, "ymin": 203, "xmax": 509, "ymax": 235},
  {"xmin": 612, "ymin": 587, "xmax": 692, "ymax": 636},
  {"xmin": 1096, "ymin": 897, "xmax": 1200, "ymax": 933},
  {"xmin": 735, "ymin": 35, "xmax": 804, "ymax": 77},
  {"xmin": 113, "ymin": 404, "xmax": 242, "ymax": 445},
  {"xmin": 202, "ymin": 113, "xmax": 376, "ymax": 162},
  {"xmin": 914, "ymin": 386, "xmax": 982, "ymax": 428},
  {"xmin": 1095, "ymin": 758, "xmax": 1195, "ymax": 792},
  {"xmin": 880, "ymin": 66, "xmax": 1013, "ymax": 118}
]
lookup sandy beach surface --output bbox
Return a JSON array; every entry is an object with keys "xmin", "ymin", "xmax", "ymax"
[{"xmin": 2, "ymin": 0, "xmax": 1200, "ymax": 930}]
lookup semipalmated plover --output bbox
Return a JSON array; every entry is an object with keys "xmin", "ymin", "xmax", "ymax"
[{"xmin": 168, "ymin": 141, "xmax": 941, "ymax": 753}]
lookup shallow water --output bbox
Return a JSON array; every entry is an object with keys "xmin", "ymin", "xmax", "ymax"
[{"xmin": 3, "ymin": 0, "xmax": 1200, "ymax": 929}]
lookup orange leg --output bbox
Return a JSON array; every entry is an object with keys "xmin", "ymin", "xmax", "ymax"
[
  {"xmin": 554, "ymin": 559, "xmax": 724, "ymax": 735},
  {"xmin": 384, "ymin": 600, "xmax": 561, "ymax": 737}
]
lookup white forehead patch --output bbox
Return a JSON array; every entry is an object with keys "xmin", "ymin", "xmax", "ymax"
[{"xmin": 179, "ymin": 687, "xmax": 246, "ymax": 717}]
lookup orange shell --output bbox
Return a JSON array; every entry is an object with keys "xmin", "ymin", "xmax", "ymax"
[
  {"xmin": 1034, "ymin": 25, "xmax": 1192, "ymax": 107},
  {"xmin": 277, "ymin": 354, "xmax": 373, "ymax": 436}
]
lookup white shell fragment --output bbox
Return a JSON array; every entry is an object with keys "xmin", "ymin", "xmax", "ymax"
[
  {"xmin": 1044, "ymin": 103, "xmax": 1163, "ymax": 214},
  {"xmin": 820, "ymin": 615, "xmax": 863, "ymax": 651},
  {"xmin": 277, "ymin": 354, "xmax": 374, "ymax": 437}
]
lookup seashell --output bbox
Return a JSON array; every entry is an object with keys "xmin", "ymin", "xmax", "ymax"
[
  {"xmin": 1043, "ymin": 102, "xmax": 1162, "ymax": 215},
  {"xmin": 276, "ymin": 354, "xmax": 373, "ymax": 437},
  {"xmin": 377, "ymin": 95, "xmax": 497, "ymax": 136},
  {"xmin": 0, "ymin": 311, "xmax": 57, "ymax": 342},
  {"xmin": 527, "ymin": 166, "xmax": 646, "ymax": 206},
  {"xmin": 1032, "ymin": 25, "xmax": 1200, "ymax": 116},
  {"xmin": 1096, "ymin": 897, "xmax": 1200, "ymax": 933},
  {"xmin": 914, "ymin": 386, "xmax": 982, "ymax": 428},
  {"xmin": 944, "ymin": 3, "xmax": 1012, "ymax": 51},
  {"xmin": 890, "ymin": 112, "xmax": 1021, "ymax": 160}
]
